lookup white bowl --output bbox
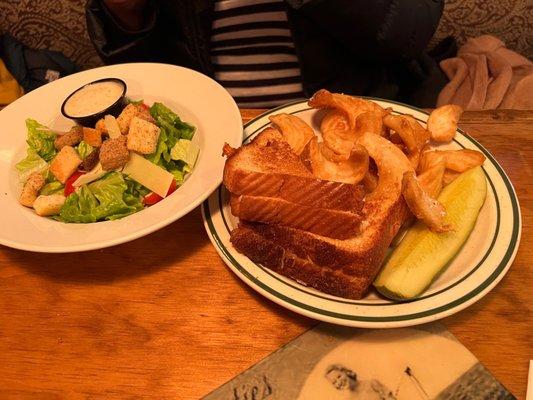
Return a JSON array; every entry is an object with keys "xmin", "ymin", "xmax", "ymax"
[{"xmin": 0, "ymin": 63, "xmax": 242, "ymax": 252}]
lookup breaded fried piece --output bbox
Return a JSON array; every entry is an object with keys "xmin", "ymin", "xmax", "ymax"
[
  {"xmin": 19, "ymin": 172, "xmax": 46, "ymax": 207},
  {"xmin": 54, "ymin": 126, "xmax": 83, "ymax": 150},
  {"xmin": 100, "ymin": 136, "xmax": 129, "ymax": 170}
]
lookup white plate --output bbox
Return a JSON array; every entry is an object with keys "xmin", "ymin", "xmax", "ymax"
[
  {"xmin": 202, "ymin": 99, "xmax": 522, "ymax": 328},
  {"xmin": 0, "ymin": 63, "xmax": 242, "ymax": 252}
]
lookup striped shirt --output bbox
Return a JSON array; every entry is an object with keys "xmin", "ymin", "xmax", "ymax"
[{"xmin": 211, "ymin": 0, "xmax": 305, "ymax": 108}]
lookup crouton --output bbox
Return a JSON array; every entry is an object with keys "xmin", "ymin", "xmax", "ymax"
[
  {"xmin": 33, "ymin": 194, "xmax": 66, "ymax": 216},
  {"xmin": 19, "ymin": 172, "xmax": 46, "ymax": 207},
  {"xmin": 127, "ymin": 117, "xmax": 160, "ymax": 154},
  {"xmin": 100, "ymin": 136, "xmax": 129, "ymax": 170},
  {"xmin": 49, "ymin": 146, "xmax": 82, "ymax": 184},
  {"xmin": 83, "ymin": 127, "xmax": 103, "ymax": 147},
  {"xmin": 95, "ymin": 118, "xmax": 107, "ymax": 134},
  {"xmin": 54, "ymin": 125, "xmax": 83, "ymax": 150},
  {"xmin": 116, "ymin": 103, "xmax": 138, "ymax": 134}
]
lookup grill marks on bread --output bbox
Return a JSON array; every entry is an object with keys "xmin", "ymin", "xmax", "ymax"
[
  {"xmin": 231, "ymin": 195, "xmax": 362, "ymax": 239},
  {"xmin": 231, "ymin": 194, "xmax": 409, "ymax": 299},
  {"xmin": 223, "ymin": 129, "xmax": 364, "ymax": 214},
  {"xmin": 229, "ymin": 171, "xmax": 364, "ymax": 212}
]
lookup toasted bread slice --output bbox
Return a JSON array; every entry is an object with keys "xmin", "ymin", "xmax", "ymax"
[
  {"xmin": 231, "ymin": 224, "xmax": 370, "ymax": 299},
  {"xmin": 225, "ymin": 124, "xmax": 410, "ymax": 299},
  {"xmin": 223, "ymin": 128, "xmax": 364, "ymax": 212},
  {"xmin": 231, "ymin": 196, "xmax": 409, "ymax": 299},
  {"xmin": 231, "ymin": 194, "xmax": 362, "ymax": 240},
  {"xmin": 230, "ymin": 138, "xmax": 410, "ymax": 300}
]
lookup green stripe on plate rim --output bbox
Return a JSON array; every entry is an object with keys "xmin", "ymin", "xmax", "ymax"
[{"xmin": 202, "ymin": 99, "xmax": 521, "ymax": 322}]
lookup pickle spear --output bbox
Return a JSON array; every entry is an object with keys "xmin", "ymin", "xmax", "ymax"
[{"xmin": 374, "ymin": 166, "xmax": 487, "ymax": 300}]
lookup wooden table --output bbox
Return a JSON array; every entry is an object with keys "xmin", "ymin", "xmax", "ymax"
[{"xmin": 0, "ymin": 109, "xmax": 531, "ymax": 399}]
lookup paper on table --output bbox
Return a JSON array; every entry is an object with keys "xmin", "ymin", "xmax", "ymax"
[{"xmin": 203, "ymin": 323, "xmax": 516, "ymax": 400}]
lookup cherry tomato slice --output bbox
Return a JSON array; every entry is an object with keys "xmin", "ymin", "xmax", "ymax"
[
  {"xmin": 64, "ymin": 171, "xmax": 85, "ymax": 197},
  {"xmin": 167, "ymin": 179, "xmax": 177, "ymax": 195},
  {"xmin": 142, "ymin": 180, "xmax": 177, "ymax": 206},
  {"xmin": 143, "ymin": 192, "xmax": 162, "ymax": 206}
]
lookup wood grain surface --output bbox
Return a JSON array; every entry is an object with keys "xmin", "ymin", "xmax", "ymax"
[{"xmin": 0, "ymin": 109, "xmax": 531, "ymax": 400}]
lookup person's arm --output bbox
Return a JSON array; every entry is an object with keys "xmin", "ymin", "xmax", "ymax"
[
  {"xmin": 286, "ymin": 0, "xmax": 444, "ymax": 61},
  {"xmin": 85, "ymin": 0, "xmax": 162, "ymax": 64}
]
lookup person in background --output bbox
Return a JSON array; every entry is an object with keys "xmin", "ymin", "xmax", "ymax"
[{"xmin": 86, "ymin": 0, "xmax": 446, "ymax": 108}]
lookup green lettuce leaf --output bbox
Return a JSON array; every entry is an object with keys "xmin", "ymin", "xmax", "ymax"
[
  {"xmin": 127, "ymin": 98, "xmax": 144, "ymax": 106},
  {"xmin": 58, "ymin": 172, "xmax": 144, "ymax": 223},
  {"xmin": 150, "ymin": 102, "xmax": 195, "ymax": 138},
  {"xmin": 170, "ymin": 139, "xmax": 199, "ymax": 167},
  {"xmin": 25, "ymin": 119, "xmax": 57, "ymax": 162},
  {"xmin": 40, "ymin": 181, "xmax": 64, "ymax": 196},
  {"xmin": 124, "ymin": 176, "xmax": 150, "ymax": 198},
  {"xmin": 146, "ymin": 103, "xmax": 197, "ymax": 182},
  {"xmin": 15, "ymin": 148, "xmax": 48, "ymax": 182},
  {"xmin": 76, "ymin": 141, "xmax": 93, "ymax": 160},
  {"xmin": 170, "ymin": 169, "xmax": 185, "ymax": 185}
]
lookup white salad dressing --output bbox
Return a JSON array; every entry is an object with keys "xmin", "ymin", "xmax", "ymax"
[{"xmin": 64, "ymin": 81, "xmax": 123, "ymax": 117}]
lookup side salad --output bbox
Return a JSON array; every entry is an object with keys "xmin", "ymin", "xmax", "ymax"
[{"xmin": 16, "ymin": 101, "xmax": 199, "ymax": 223}]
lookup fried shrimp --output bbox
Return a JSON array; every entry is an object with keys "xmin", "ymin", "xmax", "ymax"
[
  {"xmin": 269, "ymin": 113, "xmax": 314, "ymax": 155},
  {"xmin": 307, "ymin": 137, "xmax": 369, "ymax": 184},
  {"xmin": 402, "ymin": 171, "xmax": 452, "ymax": 233},
  {"xmin": 427, "ymin": 104, "xmax": 463, "ymax": 143}
]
